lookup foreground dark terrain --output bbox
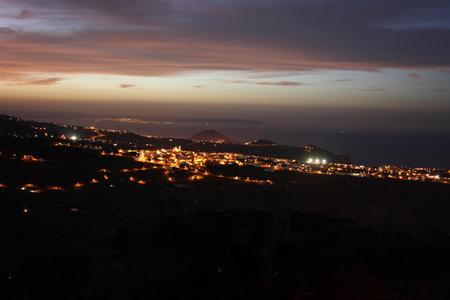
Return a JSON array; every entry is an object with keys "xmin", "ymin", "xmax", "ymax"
[{"xmin": 1, "ymin": 115, "xmax": 450, "ymax": 300}]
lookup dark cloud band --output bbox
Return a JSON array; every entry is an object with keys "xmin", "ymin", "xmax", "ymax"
[{"xmin": 0, "ymin": 0, "xmax": 449, "ymax": 78}]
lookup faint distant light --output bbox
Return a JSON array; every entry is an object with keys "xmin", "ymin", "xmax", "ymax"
[
  {"xmin": 70, "ymin": 135, "xmax": 78, "ymax": 141},
  {"xmin": 23, "ymin": 208, "xmax": 28, "ymax": 214}
]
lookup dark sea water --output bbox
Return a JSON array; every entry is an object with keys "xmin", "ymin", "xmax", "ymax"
[{"xmin": 2, "ymin": 101, "xmax": 449, "ymax": 168}]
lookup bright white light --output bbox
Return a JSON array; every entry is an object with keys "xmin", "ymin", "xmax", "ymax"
[
  {"xmin": 322, "ymin": 159, "xmax": 327, "ymax": 164},
  {"xmin": 315, "ymin": 159, "xmax": 320, "ymax": 164},
  {"xmin": 70, "ymin": 135, "xmax": 78, "ymax": 141},
  {"xmin": 307, "ymin": 158, "xmax": 313, "ymax": 163}
]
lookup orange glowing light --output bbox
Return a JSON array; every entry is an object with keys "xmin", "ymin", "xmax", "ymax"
[
  {"xmin": 21, "ymin": 155, "xmax": 42, "ymax": 162},
  {"xmin": 47, "ymin": 186, "xmax": 65, "ymax": 191},
  {"xmin": 73, "ymin": 182, "xmax": 84, "ymax": 189}
]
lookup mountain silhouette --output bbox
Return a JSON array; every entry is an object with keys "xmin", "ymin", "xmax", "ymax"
[{"xmin": 191, "ymin": 130, "xmax": 233, "ymax": 143}]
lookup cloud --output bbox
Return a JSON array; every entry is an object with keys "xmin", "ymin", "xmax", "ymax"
[
  {"xmin": 359, "ymin": 87, "xmax": 386, "ymax": 92},
  {"xmin": 5, "ymin": 0, "xmax": 170, "ymax": 23},
  {"xmin": 12, "ymin": 77, "xmax": 65, "ymax": 86},
  {"xmin": 0, "ymin": 27, "xmax": 14, "ymax": 35},
  {"xmin": 0, "ymin": 0, "xmax": 450, "ymax": 78},
  {"xmin": 0, "ymin": 29, "xmax": 311, "ymax": 77},
  {"xmin": 120, "ymin": 84, "xmax": 136, "ymax": 88},
  {"xmin": 0, "ymin": 72, "xmax": 64, "ymax": 86},
  {"xmin": 332, "ymin": 79, "xmax": 355, "ymax": 83},
  {"xmin": 256, "ymin": 81, "xmax": 303, "ymax": 87},
  {"xmin": 406, "ymin": 73, "xmax": 422, "ymax": 80},
  {"xmin": 17, "ymin": 9, "xmax": 32, "ymax": 19},
  {"xmin": 231, "ymin": 80, "xmax": 302, "ymax": 87}
]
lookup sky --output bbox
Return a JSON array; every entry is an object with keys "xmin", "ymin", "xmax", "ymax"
[
  {"xmin": 0, "ymin": 0, "xmax": 450, "ymax": 166},
  {"xmin": 0, "ymin": 0, "xmax": 449, "ymax": 104}
]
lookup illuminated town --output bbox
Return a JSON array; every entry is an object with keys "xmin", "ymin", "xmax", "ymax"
[
  {"xmin": 1, "ymin": 117, "xmax": 448, "ymax": 197},
  {"xmin": 133, "ymin": 147, "xmax": 449, "ymax": 185}
]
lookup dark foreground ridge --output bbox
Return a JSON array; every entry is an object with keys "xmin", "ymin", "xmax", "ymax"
[
  {"xmin": 1, "ymin": 114, "xmax": 450, "ymax": 299},
  {"xmin": 4, "ymin": 209, "xmax": 450, "ymax": 299}
]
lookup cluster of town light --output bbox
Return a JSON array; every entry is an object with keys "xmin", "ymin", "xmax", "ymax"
[{"xmin": 307, "ymin": 158, "xmax": 327, "ymax": 165}]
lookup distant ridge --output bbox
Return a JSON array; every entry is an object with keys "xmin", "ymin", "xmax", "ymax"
[{"xmin": 191, "ymin": 130, "xmax": 233, "ymax": 144}]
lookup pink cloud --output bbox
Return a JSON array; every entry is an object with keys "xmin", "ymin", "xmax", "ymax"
[
  {"xmin": 257, "ymin": 81, "xmax": 302, "ymax": 87},
  {"xmin": 12, "ymin": 77, "xmax": 65, "ymax": 86},
  {"xmin": 0, "ymin": 27, "xmax": 14, "ymax": 35},
  {"xmin": 17, "ymin": 9, "xmax": 32, "ymax": 20},
  {"xmin": 406, "ymin": 73, "xmax": 422, "ymax": 80},
  {"xmin": 0, "ymin": 0, "xmax": 450, "ymax": 80},
  {"xmin": 120, "ymin": 84, "xmax": 136, "ymax": 88},
  {"xmin": 231, "ymin": 80, "xmax": 302, "ymax": 87}
]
